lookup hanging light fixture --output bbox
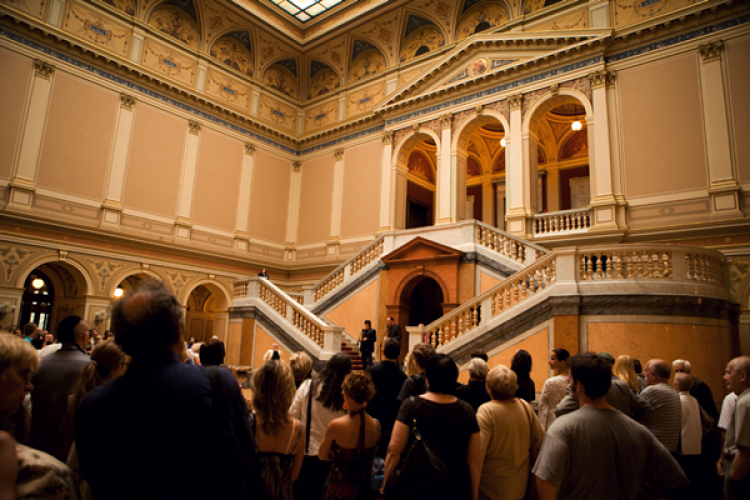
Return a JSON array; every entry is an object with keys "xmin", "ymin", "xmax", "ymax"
[
  {"xmin": 571, "ymin": 104, "xmax": 582, "ymax": 131},
  {"xmin": 501, "ymin": 137, "xmax": 506, "ymax": 147},
  {"xmin": 114, "ymin": 287, "xmax": 124, "ymax": 298},
  {"xmin": 32, "ymin": 278, "xmax": 45, "ymax": 289}
]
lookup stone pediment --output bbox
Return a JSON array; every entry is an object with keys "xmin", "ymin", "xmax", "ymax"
[
  {"xmin": 381, "ymin": 236, "xmax": 464, "ymax": 265},
  {"xmin": 376, "ymin": 31, "xmax": 610, "ymax": 115}
]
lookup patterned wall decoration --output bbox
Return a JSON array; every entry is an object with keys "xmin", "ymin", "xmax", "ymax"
[
  {"xmin": 86, "ymin": 259, "xmax": 124, "ymax": 292},
  {"xmin": 414, "ymin": 0, "xmax": 456, "ymax": 31},
  {"xmin": 257, "ymin": 31, "xmax": 296, "ymax": 73},
  {"xmin": 400, "ymin": 27, "xmax": 446, "ymax": 62},
  {"xmin": 308, "ymin": 36, "xmax": 346, "ymax": 77},
  {"xmin": 258, "ymin": 95, "xmax": 297, "ymax": 132},
  {"xmin": 63, "ymin": 2, "xmax": 131, "ymax": 58},
  {"xmin": 457, "ymin": 3, "xmax": 510, "ymax": 40},
  {"xmin": 263, "ymin": 62, "xmax": 299, "ymax": 99},
  {"xmin": 0, "ymin": 247, "xmax": 37, "ymax": 282},
  {"xmin": 467, "ymin": 156, "xmax": 482, "ymax": 177},
  {"xmin": 560, "ymin": 128, "xmax": 588, "ymax": 160},
  {"xmin": 399, "ymin": 67, "xmax": 423, "ymax": 87},
  {"xmin": 305, "ymin": 100, "xmax": 338, "ymax": 132},
  {"xmin": 164, "ymin": 0, "xmax": 197, "ymax": 22},
  {"xmin": 408, "ymin": 150, "xmax": 436, "ymax": 183},
  {"xmin": 102, "ymin": 0, "xmax": 136, "ymax": 16},
  {"xmin": 486, "ymin": 98, "xmax": 510, "ymax": 122},
  {"xmin": 349, "ymin": 50, "xmax": 386, "ymax": 84},
  {"xmin": 494, "ymin": 152, "xmax": 505, "ymax": 172},
  {"xmin": 148, "ymin": 6, "xmax": 199, "ymax": 48},
  {"xmin": 522, "ymin": 0, "xmax": 545, "ymax": 15},
  {"xmin": 353, "ymin": 12, "xmax": 400, "ymax": 61},
  {"xmin": 346, "ymin": 82, "xmax": 385, "ymax": 118},
  {"xmin": 141, "ymin": 38, "xmax": 196, "ymax": 85},
  {"xmin": 202, "ymin": 0, "xmax": 247, "ymax": 44},
  {"xmin": 308, "ymin": 63, "xmax": 340, "ymax": 100},
  {"xmin": 531, "ymin": 9, "xmax": 588, "ymax": 30},
  {"xmin": 205, "ymin": 69, "xmax": 251, "ymax": 110},
  {"xmin": 1, "ymin": 0, "xmax": 47, "ymax": 20},
  {"xmin": 614, "ymin": 0, "xmax": 700, "ymax": 29},
  {"xmin": 210, "ymin": 35, "xmax": 253, "ymax": 76}
]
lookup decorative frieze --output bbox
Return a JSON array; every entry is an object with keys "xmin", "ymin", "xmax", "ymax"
[
  {"xmin": 34, "ymin": 60, "xmax": 54, "ymax": 78},
  {"xmin": 698, "ymin": 41, "xmax": 723, "ymax": 63}
]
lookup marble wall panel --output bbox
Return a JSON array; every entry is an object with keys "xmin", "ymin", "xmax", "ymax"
[
  {"xmin": 297, "ymin": 154, "xmax": 334, "ymax": 245},
  {"xmin": 325, "ymin": 280, "xmax": 379, "ymax": 340},
  {"xmin": 141, "ymin": 38, "xmax": 196, "ymax": 87},
  {"xmin": 726, "ymin": 37, "xmax": 750, "ymax": 183},
  {"xmin": 37, "ymin": 72, "xmax": 116, "ymax": 201},
  {"xmin": 258, "ymin": 95, "xmax": 296, "ymax": 132},
  {"xmin": 247, "ymin": 149, "xmax": 290, "ymax": 244},
  {"xmin": 62, "ymin": 1, "xmax": 131, "ymax": 58},
  {"xmin": 346, "ymin": 82, "xmax": 385, "ymax": 118},
  {"xmin": 479, "ymin": 271, "xmax": 501, "ymax": 293},
  {"xmin": 204, "ymin": 68, "xmax": 251, "ymax": 111},
  {"xmin": 0, "ymin": 48, "xmax": 31, "ymax": 180},
  {"xmin": 226, "ymin": 321, "xmax": 243, "ymax": 365},
  {"xmin": 340, "ymin": 140, "xmax": 381, "ymax": 238}
]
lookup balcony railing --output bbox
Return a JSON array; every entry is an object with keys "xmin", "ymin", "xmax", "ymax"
[{"xmin": 533, "ymin": 209, "xmax": 591, "ymax": 236}]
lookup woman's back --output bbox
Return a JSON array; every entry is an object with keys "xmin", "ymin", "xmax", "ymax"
[
  {"xmin": 256, "ymin": 418, "xmax": 302, "ymax": 500},
  {"xmin": 323, "ymin": 410, "xmax": 379, "ymax": 500}
]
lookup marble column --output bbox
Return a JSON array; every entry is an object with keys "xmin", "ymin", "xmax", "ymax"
[
  {"xmin": 379, "ymin": 131, "xmax": 394, "ymax": 232},
  {"xmin": 234, "ymin": 143, "xmax": 256, "ymax": 251},
  {"xmin": 437, "ymin": 113, "xmax": 452, "ymax": 225},
  {"xmin": 101, "ymin": 94, "xmax": 137, "ymax": 228},
  {"xmin": 285, "ymin": 161, "xmax": 303, "ymax": 260},
  {"xmin": 505, "ymin": 93, "xmax": 527, "ymax": 236},
  {"xmin": 327, "ymin": 148, "xmax": 345, "ymax": 257},
  {"xmin": 174, "ymin": 121, "xmax": 202, "ymax": 240}
]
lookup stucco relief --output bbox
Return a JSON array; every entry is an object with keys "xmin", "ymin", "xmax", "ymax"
[
  {"xmin": 451, "ymin": 108, "xmax": 476, "ymax": 137},
  {"xmin": 305, "ymin": 100, "xmax": 338, "ymax": 132},
  {"xmin": 210, "ymin": 37, "xmax": 253, "ymax": 76},
  {"xmin": 258, "ymin": 96, "xmax": 296, "ymax": 132},
  {"xmin": 400, "ymin": 28, "xmax": 445, "ymax": 62},
  {"xmin": 523, "ymin": 0, "xmax": 546, "ymax": 15},
  {"xmin": 349, "ymin": 51, "xmax": 386, "ymax": 84},
  {"xmin": 205, "ymin": 69, "xmax": 251, "ymax": 110},
  {"xmin": 614, "ymin": 0, "xmax": 701, "ymax": 29},
  {"xmin": 457, "ymin": 3, "xmax": 510, "ymax": 41},
  {"xmin": 485, "ymin": 99, "xmax": 510, "ymax": 122},
  {"xmin": 307, "ymin": 36, "xmax": 346, "ymax": 76},
  {"xmin": 257, "ymin": 31, "xmax": 296, "ymax": 72},
  {"xmin": 393, "ymin": 127, "xmax": 411, "ymax": 149},
  {"xmin": 141, "ymin": 39, "xmax": 196, "ymax": 85},
  {"xmin": 308, "ymin": 68, "xmax": 340, "ymax": 100},
  {"xmin": 87, "ymin": 259, "xmax": 124, "ymax": 292},
  {"xmin": 413, "ymin": 0, "xmax": 455, "ymax": 30},
  {"xmin": 101, "ymin": 0, "xmax": 135, "ymax": 16},
  {"xmin": 531, "ymin": 9, "xmax": 588, "ymax": 31},
  {"xmin": 63, "ymin": 2, "xmax": 131, "ymax": 58},
  {"xmin": 521, "ymin": 87, "xmax": 549, "ymax": 119},
  {"xmin": 346, "ymin": 83, "xmax": 385, "ymax": 118},
  {"xmin": 0, "ymin": 247, "xmax": 38, "ymax": 282},
  {"xmin": 263, "ymin": 64, "xmax": 298, "ymax": 99},
  {"xmin": 352, "ymin": 12, "xmax": 400, "ymax": 60},
  {"xmin": 560, "ymin": 77, "xmax": 592, "ymax": 104},
  {"xmin": 1, "ymin": 0, "xmax": 47, "ymax": 20},
  {"xmin": 165, "ymin": 270, "xmax": 196, "ymax": 299},
  {"xmin": 423, "ymin": 118, "xmax": 440, "ymax": 139},
  {"xmin": 202, "ymin": 0, "xmax": 248, "ymax": 43},
  {"xmin": 148, "ymin": 7, "xmax": 199, "ymax": 48}
]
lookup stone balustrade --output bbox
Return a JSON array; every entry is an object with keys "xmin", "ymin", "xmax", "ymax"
[
  {"xmin": 533, "ymin": 209, "xmax": 591, "ymax": 236},
  {"xmin": 476, "ymin": 222, "xmax": 543, "ymax": 263},
  {"xmin": 311, "ymin": 236, "xmax": 386, "ymax": 304}
]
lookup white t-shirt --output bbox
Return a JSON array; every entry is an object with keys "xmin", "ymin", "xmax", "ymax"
[
  {"xmin": 289, "ymin": 379, "xmax": 345, "ymax": 456},
  {"xmin": 678, "ymin": 392, "xmax": 702, "ymax": 455},
  {"xmin": 718, "ymin": 392, "xmax": 738, "ymax": 431}
]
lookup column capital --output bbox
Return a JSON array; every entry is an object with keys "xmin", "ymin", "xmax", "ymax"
[
  {"xmin": 412, "ymin": 123, "xmax": 420, "ymax": 133},
  {"xmin": 699, "ymin": 41, "xmax": 723, "ymax": 63},
  {"xmin": 188, "ymin": 120, "xmax": 201, "ymax": 135},
  {"xmin": 119, "ymin": 93, "xmax": 136, "ymax": 110},
  {"xmin": 475, "ymin": 104, "xmax": 484, "ymax": 116},
  {"xmin": 440, "ymin": 113, "xmax": 452, "ymax": 129},
  {"xmin": 549, "ymin": 83, "xmax": 559, "ymax": 95},
  {"xmin": 382, "ymin": 130, "xmax": 394, "ymax": 144},
  {"xmin": 34, "ymin": 60, "xmax": 54, "ymax": 79},
  {"xmin": 244, "ymin": 143, "xmax": 256, "ymax": 155},
  {"xmin": 292, "ymin": 160, "xmax": 302, "ymax": 172},
  {"xmin": 508, "ymin": 93, "xmax": 523, "ymax": 110},
  {"xmin": 588, "ymin": 70, "xmax": 615, "ymax": 89},
  {"xmin": 334, "ymin": 148, "xmax": 344, "ymax": 160}
]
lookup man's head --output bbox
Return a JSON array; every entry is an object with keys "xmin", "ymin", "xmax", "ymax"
[
  {"xmin": 199, "ymin": 338, "xmax": 225, "ymax": 366},
  {"xmin": 110, "ymin": 280, "xmax": 183, "ymax": 358},
  {"xmin": 468, "ymin": 358, "xmax": 489, "ymax": 381},
  {"xmin": 644, "ymin": 359, "xmax": 671, "ymax": 385},
  {"xmin": 383, "ymin": 338, "xmax": 401, "ymax": 361},
  {"xmin": 598, "ymin": 352, "xmax": 615, "ymax": 369},
  {"xmin": 672, "ymin": 359, "xmax": 691, "ymax": 375},
  {"xmin": 673, "ymin": 373, "xmax": 694, "ymax": 392},
  {"xmin": 470, "ymin": 349, "xmax": 489, "ymax": 362},
  {"xmin": 387, "ymin": 316, "xmax": 395, "ymax": 326},
  {"xmin": 364, "ymin": 320, "xmax": 371, "ymax": 329},
  {"xmin": 569, "ymin": 352, "xmax": 612, "ymax": 401},
  {"xmin": 23, "ymin": 322, "xmax": 37, "ymax": 338},
  {"xmin": 724, "ymin": 356, "xmax": 750, "ymax": 395},
  {"xmin": 57, "ymin": 315, "xmax": 89, "ymax": 349}
]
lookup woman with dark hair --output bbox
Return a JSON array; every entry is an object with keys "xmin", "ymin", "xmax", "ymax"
[
  {"xmin": 511, "ymin": 350, "xmax": 535, "ymax": 403},
  {"xmin": 538, "ymin": 348, "xmax": 570, "ymax": 431},
  {"xmin": 290, "ymin": 352, "xmax": 352, "ymax": 500},
  {"xmin": 383, "ymin": 354, "xmax": 482, "ymax": 500}
]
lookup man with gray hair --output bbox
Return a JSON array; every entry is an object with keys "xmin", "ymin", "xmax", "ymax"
[
  {"xmin": 673, "ymin": 358, "xmax": 718, "ymax": 421},
  {"xmin": 456, "ymin": 357, "xmax": 491, "ymax": 412},
  {"xmin": 641, "ymin": 359, "xmax": 682, "ymax": 454},
  {"xmin": 722, "ymin": 355, "xmax": 750, "ymax": 499}
]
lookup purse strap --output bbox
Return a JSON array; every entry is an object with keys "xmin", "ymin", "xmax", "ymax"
[
  {"xmin": 519, "ymin": 398, "xmax": 536, "ymax": 462},
  {"xmin": 304, "ymin": 379, "xmax": 316, "ymax": 454}
]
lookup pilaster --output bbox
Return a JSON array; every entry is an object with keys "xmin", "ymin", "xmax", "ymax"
[
  {"xmin": 234, "ymin": 143, "xmax": 256, "ymax": 251},
  {"xmin": 437, "ymin": 113, "xmax": 452, "ymax": 225},
  {"xmin": 328, "ymin": 148, "xmax": 345, "ymax": 256},
  {"xmin": 506, "ymin": 93, "xmax": 527, "ymax": 236},
  {"xmin": 174, "ymin": 120, "xmax": 202, "ymax": 240},
  {"xmin": 285, "ymin": 161, "xmax": 303, "ymax": 260},
  {"xmin": 378, "ymin": 131, "xmax": 394, "ymax": 233},
  {"xmin": 8, "ymin": 60, "xmax": 55, "ymax": 212},
  {"xmin": 196, "ymin": 59, "xmax": 209, "ymax": 92},
  {"xmin": 250, "ymin": 90, "xmax": 260, "ymax": 116},
  {"xmin": 130, "ymin": 28, "xmax": 145, "ymax": 63},
  {"xmin": 101, "ymin": 93, "xmax": 137, "ymax": 228},
  {"xmin": 47, "ymin": 0, "xmax": 65, "ymax": 27},
  {"xmin": 698, "ymin": 41, "xmax": 742, "ymax": 219}
]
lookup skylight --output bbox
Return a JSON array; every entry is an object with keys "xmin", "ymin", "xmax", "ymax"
[{"xmin": 270, "ymin": 0, "xmax": 344, "ymax": 21}]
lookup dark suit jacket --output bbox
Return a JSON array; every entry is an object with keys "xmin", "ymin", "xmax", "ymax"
[
  {"xmin": 30, "ymin": 343, "xmax": 90, "ymax": 460},
  {"xmin": 387, "ymin": 324, "xmax": 402, "ymax": 343},
  {"xmin": 366, "ymin": 361, "xmax": 407, "ymax": 432},
  {"xmin": 691, "ymin": 376, "xmax": 718, "ymax": 421},
  {"xmin": 455, "ymin": 380, "xmax": 491, "ymax": 412},
  {"xmin": 360, "ymin": 328, "xmax": 376, "ymax": 354}
]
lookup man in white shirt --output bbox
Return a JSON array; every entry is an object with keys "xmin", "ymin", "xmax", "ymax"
[{"xmin": 673, "ymin": 372, "xmax": 702, "ymax": 499}]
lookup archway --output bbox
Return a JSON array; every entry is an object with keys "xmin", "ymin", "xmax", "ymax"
[
  {"xmin": 182, "ymin": 280, "xmax": 231, "ymax": 343},
  {"xmin": 393, "ymin": 131, "xmax": 441, "ymax": 230},
  {"xmin": 406, "ymin": 277, "xmax": 445, "ymax": 326}
]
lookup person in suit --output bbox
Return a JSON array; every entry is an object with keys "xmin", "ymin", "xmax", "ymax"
[
  {"xmin": 386, "ymin": 316, "xmax": 402, "ymax": 343},
  {"xmin": 359, "ymin": 320, "xmax": 376, "ymax": 369},
  {"xmin": 366, "ymin": 339, "xmax": 407, "ymax": 458}
]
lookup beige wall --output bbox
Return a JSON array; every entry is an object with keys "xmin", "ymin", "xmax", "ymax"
[
  {"xmin": 325, "ymin": 279, "xmax": 379, "ymax": 339},
  {"xmin": 619, "ymin": 54, "xmax": 708, "ymax": 197},
  {"xmin": 37, "ymin": 73, "xmax": 117, "ymax": 200},
  {"xmin": 340, "ymin": 140, "xmax": 382, "ymax": 238},
  {"xmin": 297, "ymin": 154, "xmax": 334, "ymax": 245},
  {"xmin": 0, "ymin": 48, "xmax": 31, "ymax": 180},
  {"xmin": 254, "ymin": 326, "xmax": 292, "ymax": 367},
  {"xmin": 726, "ymin": 36, "xmax": 750, "ymax": 183},
  {"xmin": 247, "ymin": 149, "xmax": 290, "ymax": 243},
  {"xmin": 192, "ymin": 129, "xmax": 243, "ymax": 231},
  {"xmin": 122, "ymin": 104, "xmax": 185, "ymax": 218}
]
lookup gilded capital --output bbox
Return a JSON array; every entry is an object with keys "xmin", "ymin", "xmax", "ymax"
[
  {"xmin": 508, "ymin": 93, "xmax": 523, "ymax": 110},
  {"xmin": 698, "ymin": 41, "xmax": 723, "ymax": 63},
  {"xmin": 382, "ymin": 130, "xmax": 394, "ymax": 144},
  {"xmin": 334, "ymin": 148, "xmax": 344, "ymax": 160},
  {"xmin": 412, "ymin": 123, "xmax": 420, "ymax": 133},
  {"xmin": 549, "ymin": 83, "xmax": 559, "ymax": 95},
  {"xmin": 34, "ymin": 60, "xmax": 54, "ymax": 78},
  {"xmin": 188, "ymin": 121, "xmax": 201, "ymax": 135},
  {"xmin": 475, "ymin": 104, "xmax": 484, "ymax": 115},
  {"xmin": 244, "ymin": 143, "xmax": 256, "ymax": 155},
  {"xmin": 292, "ymin": 161, "xmax": 302, "ymax": 172},
  {"xmin": 588, "ymin": 70, "xmax": 610, "ymax": 89},
  {"xmin": 119, "ymin": 93, "xmax": 136, "ymax": 110},
  {"xmin": 440, "ymin": 113, "xmax": 452, "ymax": 129}
]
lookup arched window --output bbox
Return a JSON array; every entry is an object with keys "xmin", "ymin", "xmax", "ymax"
[{"xmin": 415, "ymin": 45, "xmax": 431, "ymax": 57}]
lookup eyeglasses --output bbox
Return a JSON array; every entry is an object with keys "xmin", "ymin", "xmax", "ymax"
[{"xmin": 674, "ymin": 369, "xmax": 686, "ymax": 373}]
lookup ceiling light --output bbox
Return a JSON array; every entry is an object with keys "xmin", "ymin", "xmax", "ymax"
[
  {"xmin": 114, "ymin": 287, "xmax": 124, "ymax": 298},
  {"xmin": 571, "ymin": 120, "xmax": 582, "ymax": 131},
  {"xmin": 32, "ymin": 278, "xmax": 45, "ymax": 289},
  {"xmin": 501, "ymin": 138, "xmax": 506, "ymax": 147}
]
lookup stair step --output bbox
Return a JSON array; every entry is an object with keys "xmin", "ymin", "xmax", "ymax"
[{"xmin": 341, "ymin": 340, "xmax": 363, "ymax": 371}]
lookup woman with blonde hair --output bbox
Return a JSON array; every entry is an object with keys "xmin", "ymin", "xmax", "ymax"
[
  {"xmin": 290, "ymin": 352, "xmax": 313, "ymax": 389},
  {"xmin": 319, "ymin": 372, "xmax": 380, "ymax": 499},
  {"xmin": 253, "ymin": 360, "xmax": 305, "ymax": 500},
  {"xmin": 476, "ymin": 365, "xmax": 544, "ymax": 500},
  {"xmin": 613, "ymin": 355, "xmax": 640, "ymax": 394}
]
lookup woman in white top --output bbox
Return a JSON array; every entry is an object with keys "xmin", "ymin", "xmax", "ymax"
[
  {"xmin": 674, "ymin": 373, "xmax": 702, "ymax": 456},
  {"xmin": 290, "ymin": 352, "xmax": 351, "ymax": 500},
  {"xmin": 538, "ymin": 348, "xmax": 570, "ymax": 431}
]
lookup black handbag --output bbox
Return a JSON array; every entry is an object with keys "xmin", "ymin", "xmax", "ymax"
[{"xmin": 383, "ymin": 396, "xmax": 448, "ymax": 499}]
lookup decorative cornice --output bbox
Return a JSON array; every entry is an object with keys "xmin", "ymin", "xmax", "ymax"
[
  {"xmin": 292, "ymin": 161, "xmax": 302, "ymax": 172},
  {"xmin": 508, "ymin": 94, "xmax": 523, "ymax": 110},
  {"xmin": 698, "ymin": 40, "xmax": 723, "ymax": 62},
  {"xmin": 334, "ymin": 148, "xmax": 344, "ymax": 160},
  {"xmin": 440, "ymin": 113, "xmax": 452, "ymax": 129},
  {"xmin": 119, "ymin": 93, "xmax": 135, "ymax": 110},
  {"xmin": 244, "ymin": 143, "xmax": 256, "ymax": 155},
  {"xmin": 382, "ymin": 130, "xmax": 394, "ymax": 144},
  {"xmin": 188, "ymin": 121, "xmax": 201, "ymax": 135},
  {"xmin": 34, "ymin": 59, "xmax": 54, "ymax": 78}
]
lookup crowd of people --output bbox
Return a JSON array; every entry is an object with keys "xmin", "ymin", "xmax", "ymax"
[{"xmin": 1, "ymin": 279, "xmax": 749, "ymax": 500}]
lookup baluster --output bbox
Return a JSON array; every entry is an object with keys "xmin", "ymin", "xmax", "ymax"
[
  {"xmin": 505, "ymin": 286, "xmax": 512, "ymax": 309},
  {"xmin": 595, "ymin": 254, "xmax": 604, "ymax": 280},
  {"xmin": 520, "ymin": 278, "xmax": 527, "ymax": 301},
  {"xmin": 472, "ymin": 307, "xmax": 479, "ymax": 328},
  {"xmin": 586, "ymin": 256, "xmax": 594, "ymax": 280}
]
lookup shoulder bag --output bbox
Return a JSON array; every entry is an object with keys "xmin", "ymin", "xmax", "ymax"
[
  {"xmin": 519, "ymin": 399, "xmax": 541, "ymax": 500},
  {"xmin": 383, "ymin": 396, "xmax": 448, "ymax": 499}
]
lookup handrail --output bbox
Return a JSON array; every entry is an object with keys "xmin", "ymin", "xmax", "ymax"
[
  {"xmin": 312, "ymin": 236, "xmax": 386, "ymax": 303},
  {"xmin": 533, "ymin": 209, "xmax": 591, "ymax": 236},
  {"xmin": 475, "ymin": 220, "xmax": 549, "ymax": 263}
]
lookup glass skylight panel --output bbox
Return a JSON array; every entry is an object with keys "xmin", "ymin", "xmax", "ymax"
[
  {"xmin": 306, "ymin": 3, "xmax": 325, "ymax": 15},
  {"xmin": 296, "ymin": 11, "xmax": 311, "ymax": 21},
  {"xmin": 279, "ymin": 1, "xmax": 300, "ymax": 13},
  {"xmin": 321, "ymin": 0, "xmax": 342, "ymax": 7},
  {"xmin": 289, "ymin": 0, "xmax": 316, "ymax": 9},
  {"xmin": 266, "ymin": 0, "xmax": 354, "ymax": 22}
]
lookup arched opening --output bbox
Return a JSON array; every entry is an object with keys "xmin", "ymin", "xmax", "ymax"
[
  {"xmin": 407, "ymin": 278, "xmax": 444, "ymax": 326},
  {"xmin": 115, "ymin": 274, "xmax": 157, "ymax": 297},
  {"xmin": 20, "ymin": 270, "xmax": 54, "ymax": 331},
  {"xmin": 415, "ymin": 45, "xmax": 430, "ymax": 57},
  {"xmin": 395, "ymin": 132, "xmax": 439, "ymax": 230},
  {"xmin": 528, "ymin": 97, "xmax": 591, "ymax": 219},
  {"xmin": 454, "ymin": 115, "xmax": 507, "ymax": 228},
  {"xmin": 185, "ymin": 285, "xmax": 216, "ymax": 342}
]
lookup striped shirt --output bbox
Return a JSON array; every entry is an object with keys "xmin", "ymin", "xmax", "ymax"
[{"xmin": 640, "ymin": 382, "xmax": 682, "ymax": 453}]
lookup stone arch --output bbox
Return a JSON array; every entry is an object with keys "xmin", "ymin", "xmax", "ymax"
[
  {"xmin": 451, "ymin": 110, "xmax": 510, "ymax": 151},
  {"xmin": 393, "ymin": 128, "xmax": 441, "ymax": 165},
  {"xmin": 399, "ymin": 13, "xmax": 446, "ymax": 62},
  {"xmin": 105, "ymin": 266, "xmax": 170, "ymax": 298},
  {"xmin": 522, "ymin": 88, "xmax": 593, "ymax": 135},
  {"xmin": 396, "ymin": 270, "xmax": 451, "ymax": 308},
  {"xmin": 179, "ymin": 278, "xmax": 231, "ymax": 310},
  {"xmin": 209, "ymin": 30, "xmax": 254, "ymax": 77},
  {"xmin": 14, "ymin": 254, "xmax": 93, "ymax": 297},
  {"xmin": 455, "ymin": 1, "xmax": 512, "ymax": 41}
]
